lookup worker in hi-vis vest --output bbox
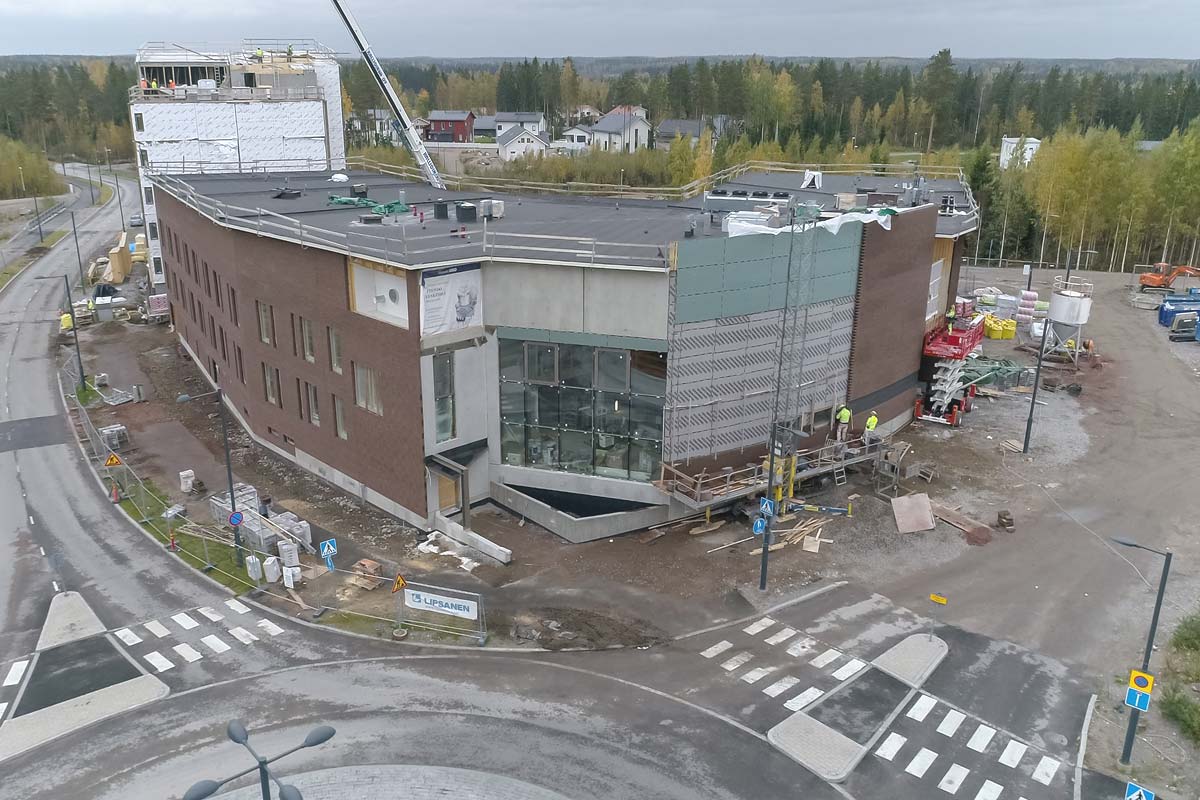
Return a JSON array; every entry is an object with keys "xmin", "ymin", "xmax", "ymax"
[
  {"xmin": 835, "ymin": 405, "xmax": 852, "ymax": 442},
  {"xmin": 864, "ymin": 411, "xmax": 879, "ymax": 443},
  {"xmin": 59, "ymin": 311, "xmax": 73, "ymax": 333}
]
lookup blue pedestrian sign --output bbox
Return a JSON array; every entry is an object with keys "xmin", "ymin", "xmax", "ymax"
[
  {"xmin": 320, "ymin": 538, "xmax": 337, "ymax": 558},
  {"xmin": 1125, "ymin": 687, "xmax": 1151, "ymax": 713},
  {"xmin": 1125, "ymin": 780, "xmax": 1154, "ymax": 800},
  {"xmin": 752, "ymin": 517, "xmax": 767, "ymax": 535},
  {"xmin": 759, "ymin": 497, "xmax": 776, "ymax": 517},
  {"xmin": 228, "ymin": 511, "xmax": 244, "ymax": 527}
]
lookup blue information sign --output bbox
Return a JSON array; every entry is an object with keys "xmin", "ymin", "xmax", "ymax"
[
  {"xmin": 759, "ymin": 497, "xmax": 776, "ymax": 516},
  {"xmin": 752, "ymin": 517, "xmax": 767, "ymax": 535},
  {"xmin": 1124, "ymin": 687, "xmax": 1150, "ymax": 713},
  {"xmin": 1125, "ymin": 780, "xmax": 1154, "ymax": 800},
  {"xmin": 228, "ymin": 511, "xmax": 244, "ymax": 527}
]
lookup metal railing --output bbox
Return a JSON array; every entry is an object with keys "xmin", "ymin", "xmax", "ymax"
[{"xmin": 129, "ymin": 85, "xmax": 324, "ymax": 103}]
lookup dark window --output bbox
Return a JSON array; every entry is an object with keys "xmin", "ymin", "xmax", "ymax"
[
  {"xmin": 433, "ymin": 352, "xmax": 455, "ymax": 442},
  {"xmin": 229, "ymin": 286, "xmax": 239, "ymax": 326},
  {"xmin": 148, "ymin": 222, "xmax": 158, "ymax": 240},
  {"xmin": 235, "ymin": 346, "xmax": 245, "ymax": 384},
  {"xmin": 144, "ymin": 186, "xmax": 153, "ymax": 205},
  {"xmin": 134, "ymin": 112, "xmax": 144, "ymax": 132}
]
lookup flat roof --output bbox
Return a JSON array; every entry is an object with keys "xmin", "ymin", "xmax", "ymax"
[{"xmin": 158, "ymin": 170, "xmax": 714, "ymax": 269}]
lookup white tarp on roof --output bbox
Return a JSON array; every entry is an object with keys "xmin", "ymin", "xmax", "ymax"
[{"xmin": 726, "ymin": 209, "xmax": 894, "ymax": 238}]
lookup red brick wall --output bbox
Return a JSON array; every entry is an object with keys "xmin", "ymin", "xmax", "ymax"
[{"xmin": 157, "ymin": 191, "xmax": 428, "ymax": 518}]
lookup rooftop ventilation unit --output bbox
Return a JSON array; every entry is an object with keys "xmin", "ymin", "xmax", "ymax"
[
  {"xmin": 358, "ymin": 214, "xmax": 383, "ymax": 224},
  {"xmin": 731, "ymin": 190, "xmax": 749, "ymax": 197},
  {"xmin": 455, "ymin": 202, "xmax": 477, "ymax": 223},
  {"xmin": 273, "ymin": 188, "xmax": 301, "ymax": 200},
  {"xmin": 352, "ymin": 183, "xmax": 368, "ymax": 198},
  {"xmin": 751, "ymin": 190, "xmax": 769, "ymax": 198},
  {"xmin": 772, "ymin": 191, "xmax": 790, "ymax": 199}
]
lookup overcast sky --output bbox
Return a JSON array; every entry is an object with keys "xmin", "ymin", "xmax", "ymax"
[{"xmin": 0, "ymin": 0, "xmax": 1194, "ymax": 59}]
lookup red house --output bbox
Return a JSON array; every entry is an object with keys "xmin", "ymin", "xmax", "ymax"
[{"xmin": 426, "ymin": 110, "xmax": 475, "ymax": 143}]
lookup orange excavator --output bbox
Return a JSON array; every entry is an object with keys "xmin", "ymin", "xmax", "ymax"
[{"xmin": 1139, "ymin": 262, "xmax": 1200, "ymax": 291}]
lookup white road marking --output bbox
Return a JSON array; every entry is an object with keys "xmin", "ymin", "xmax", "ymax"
[
  {"xmin": 875, "ymin": 732, "xmax": 907, "ymax": 761},
  {"xmin": 765, "ymin": 627, "xmax": 798, "ymax": 645},
  {"xmin": 256, "ymin": 619, "xmax": 284, "ymax": 637},
  {"xmin": 740, "ymin": 666, "xmax": 777, "ymax": 684},
  {"xmin": 201, "ymin": 635, "xmax": 231, "ymax": 654},
  {"xmin": 720, "ymin": 651, "xmax": 754, "ymax": 671},
  {"xmin": 743, "ymin": 617, "xmax": 776, "ymax": 635},
  {"xmin": 225, "ymin": 599, "xmax": 251, "ymax": 614},
  {"xmin": 906, "ymin": 694, "xmax": 937, "ymax": 721},
  {"xmin": 144, "ymin": 620, "xmax": 170, "ymax": 638},
  {"xmin": 762, "ymin": 676, "xmax": 800, "ymax": 697},
  {"xmin": 1031, "ymin": 755, "xmax": 1060, "ymax": 785},
  {"xmin": 2, "ymin": 660, "xmax": 29, "ymax": 687},
  {"xmin": 904, "ymin": 747, "xmax": 938, "ymax": 778},
  {"xmin": 28, "ymin": 516, "xmax": 33, "ymax": 525},
  {"xmin": 39, "ymin": 547, "xmax": 45, "ymax": 556},
  {"xmin": 937, "ymin": 763, "xmax": 970, "ymax": 794},
  {"xmin": 966, "ymin": 724, "xmax": 996, "ymax": 752},
  {"xmin": 171, "ymin": 612, "xmax": 199, "ymax": 630},
  {"xmin": 937, "ymin": 709, "xmax": 967, "ymax": 737},
  {"xmin": 114, "ymin": 628, "xmax": 142, "ymax": 646},
  {"xmin": 0, "ymin": 702, "xmax": 7, "ymax": 719},
  {"xmin": 51, "ymin": 581, "xmax": 59, "ymax": 592},
  {"xmin": 832, "ymin": 658, "xmax": 866, "ymax": 681},
  {"xmin": 172, "ymin": 643, "xmax": 203, "ymax": 663},
  {"xmin": 784, "ymin": 687, "xmax": 823, "ymax": 711},
  {"xmin": 143, "ymin": 651, "xmax": 174, "ymax": 672},
  {"xmin": 786, "ymin": 637, "xmax": 817, "ymax": 657},
  {"xmin": 700, "ymin": 640, "xmax": 733, "ymax": 659},
  {"xmin": 810, "ymin": 648, "xmax": 842, "ymax": 668},
  {"xmin": 973, "ymin": 780, "xmax": 1003, "ymax": 800},
  {"xmin": 197, "ymin": 606, "xmax": 224, "ymax": 622},
  {"xmin": 998, "ymin": 740, "xmax": 1027, "ymax": 768},
  {"xmin": 229, "ymin": 627, "xmax": 258, "ymax": 644}
]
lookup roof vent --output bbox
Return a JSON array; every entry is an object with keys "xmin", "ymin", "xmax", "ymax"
[
  {"xmin": 273, "ymin": 188, "xmax": 301, "ymax": 200},
  {"xmin": 358, "ymin": 214, "xmax": 383, "ymax": 224},
  {"xmin": 352, "ymin": 183, "xmax": 369, "ymax": 198},
  {"xmin": 710, "ymin": 189, "xmax": 729, "ymax": 196},
  {"xmin": 772, "ymin": 191, "xmax": 790, "ymax": 199},
  {"xmin": 731, "ymin": 190, "xmax": 749, "ymax": 197},
  {"xmin": 751, "ymin": 190, "xmax": 769, "ymax": 198}
]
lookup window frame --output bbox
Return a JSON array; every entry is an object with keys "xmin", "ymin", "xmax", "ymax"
[
  {"xmin": 301, "ymin": 317, "xmax": 316, "ymax": 363},
  {"xmin": 433, "ymin": 351, "xmax": 455, "ymax": 443},
  {"xmin": 328, "ymin": 327, "xmax": 343, "ymax": 374},
  {"xmin": 353, "ymin": 362, "xmax": 383, "ymax": 416}
]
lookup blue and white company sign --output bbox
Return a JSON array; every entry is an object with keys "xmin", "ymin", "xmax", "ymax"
[{"xmin": 404, "ymin": 588, "xmax": 479, "ymax": 620}]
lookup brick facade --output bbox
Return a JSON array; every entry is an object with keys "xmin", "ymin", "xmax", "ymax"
[{"xmin": 156, "ymin": 191, "xmax": 428, "ymax": 518}]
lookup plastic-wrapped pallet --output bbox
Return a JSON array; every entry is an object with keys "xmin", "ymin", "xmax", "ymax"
[
  {"xmin": 263, "ymin": 556, "xmax": 282, "ymax": 583},
  {"xmin": 283, "ymin": 566, "xmax": 302, "ymax": 589},
  {"xmin": 278, "ymin": 540, "xmax": 300, "ymax": 568},
  {"xmin": 288, "ymin": 520, "xmax": 312, "ymax": 547},
  {"xmin": 179, "ymin": 469, "xmax": 195, "ymax": 493}
]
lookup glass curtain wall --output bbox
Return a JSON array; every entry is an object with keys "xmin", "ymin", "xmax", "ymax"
[{"xmin": 499, "ymin": 339, "xmax": 665, "ymax": 481}]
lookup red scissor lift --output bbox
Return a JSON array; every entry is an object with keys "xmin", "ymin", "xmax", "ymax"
[{"xmin": 915, "ymin": 319, "xmax": 984, "ymax": 426}]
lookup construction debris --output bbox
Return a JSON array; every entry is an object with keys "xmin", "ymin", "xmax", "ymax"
[
  {"xmin": 348, "ymin": 558, "xmax": 385, "ymax": 590},
  {"xmin": 996, "ymin": 510, "xmax": 1015, "ymax": 531},
  {"xmin": 1001, "ymin": 439, "xmax": 1023, "ymax": 453},
  {"xmin": 929, "ymin": 502, "xmax": 992, "ymax": 546},
  {"xmin": 891, "ymin": 493, "xmax": 936, "ymax": 533}
]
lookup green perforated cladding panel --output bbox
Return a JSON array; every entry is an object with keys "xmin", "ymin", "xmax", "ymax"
[{"xmin": 673, "ymin": 222, "xmax": 862, "ymax": 324}]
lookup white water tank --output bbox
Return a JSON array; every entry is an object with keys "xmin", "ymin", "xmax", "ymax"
[{"xmin": 1048, "ymin": 290, "xmax": 1092, "ymax": 325}]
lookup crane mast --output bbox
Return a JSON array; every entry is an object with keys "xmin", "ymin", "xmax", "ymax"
[{"xmin": 329, "ymin": 0, "xmax": 446, "ymax": 190}]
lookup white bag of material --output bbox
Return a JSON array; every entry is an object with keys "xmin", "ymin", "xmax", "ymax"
[
  {"xmin": 277, "ymin": 540, "xmax": 300, "ymax": 568},
  {"xmin": 283, "ymin": 566, "xmax": 301, "ymax": 589},
  {"xmin": 179, "ymin": 469, "xmax": 195, "ymax": 493},
  {"xmin": 245, "ymin": 555, "xmax": 263, "ymax": 582},
  {"xmin": 263, "ymin": 556, "xmax": 282, "ymax": 583}
]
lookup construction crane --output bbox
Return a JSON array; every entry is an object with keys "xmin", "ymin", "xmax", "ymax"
[
  {"xmin": 329, "ymin": 0, "xmax": 446, "ymax": 190},
  {"xmin": 1139, "ymin": 262, "xmax": 1200, "ymax": 292}
]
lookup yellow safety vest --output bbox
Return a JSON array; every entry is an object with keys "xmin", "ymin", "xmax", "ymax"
[
  {"xmin": 837, "ymin": 407, "xmax": 851, "ymax": 424},
  {"xmin": 865, "ymin": 414, "xmax": 878, "ymax": 432},
  {"xmin": 60, "ymin": 313, "xmax": 74, "ymax": 331}
]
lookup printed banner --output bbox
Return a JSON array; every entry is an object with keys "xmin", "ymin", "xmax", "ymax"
[
  {"xmin": 403, "ymin": 588, "xmax": 479, "ymax": 620},
  {"xmin": 420, "ymin": 263, "xmax": 482, "ymax": 336}
]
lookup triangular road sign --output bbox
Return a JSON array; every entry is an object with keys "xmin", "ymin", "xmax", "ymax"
[
  {"xmin": 104, "ymin": 453, "xmax": 123, "ymax": 467},
  {"xmin": 391, "ymin": 573, "xmax": 407, "ymax": 594}
]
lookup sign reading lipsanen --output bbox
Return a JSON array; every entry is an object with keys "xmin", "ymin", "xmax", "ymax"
[{"xmin": 404, "ymin": 588, "xmax": 479, "ymax": 620}]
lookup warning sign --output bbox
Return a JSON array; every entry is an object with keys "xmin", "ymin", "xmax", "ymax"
[
  {"xmin": 104, "ymin": 453, "xmax": 123, "ymax": 467},
  {"xmin": 391, "ymin": 573, "xmax": 407, "ymax": 594}
]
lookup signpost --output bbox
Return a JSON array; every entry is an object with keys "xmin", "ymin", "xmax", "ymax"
[
  {"xmin": 228, "ymin": 511, "xmax": 244, "ymax": 527},
  {"xmin": 1124, "ymin": 686, "xmax": 1151, "ymax": 713},
  {"xmin": 396, "ymin": 580, "xmax": 486, "ymax": 644},
  {"xmin": 759, "ymin": 497, "xmax": 776, "ymax": 517},
  {"xmin": 1125, "ymin": 781, "xmax": 1155, "ymax": 800},
  {"xmin": 752, "ymin": 517, "xmax": 767, "ymax": 536},
  {"xmin": 104, "ymin": 453, "xmax": 123, "ymax": 467},
  {"xmin": 390, "ymin": 573, "xmax": 407, "ymax": 594},
  {"xmin": 320, "ymin": 538, "xmax": 337, "ymax": 573}
]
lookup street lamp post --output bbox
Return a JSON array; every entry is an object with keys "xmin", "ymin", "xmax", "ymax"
[
  {"xmin": 177, "ymin": 387, "xmax": 243, "ymax": 566},
  {"xmin": 85, "ymin": 162, "xmax": 95, "ymax": 204},
  {"xmin": 182, "ymin": 720, "xmax": 335, "ymax": 800},
  {"xmin": 36, "ymin": 275, "xmax": 86, "ymax": 391},
  {"xmin": 19, "ymin": 166, "xmax": 45, "ymax": 243},
  {"xmin": 70, "ymin": 211, "xmax": 86, "ymax": 290},
  {"xmin": 1111, "ymin": 537, "xmax": 1173, "ymax": 766},
  {"xmin": 105, "ymin": 147, "xmax": 126, "ymax": 230}
]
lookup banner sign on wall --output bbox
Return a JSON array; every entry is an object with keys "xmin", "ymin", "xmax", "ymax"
[{"xmin": 420, "ymin": 263, "xmax": 482, "ymax": 335}]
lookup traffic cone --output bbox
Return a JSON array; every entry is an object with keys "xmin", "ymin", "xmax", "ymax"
[{"xmin": 110, "ymin": 481, "xmax": 121, "ymax": 503}]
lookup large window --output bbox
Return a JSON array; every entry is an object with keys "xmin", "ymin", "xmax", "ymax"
[
  {"xmin": 256, "ymin": 301, "xmax": 273, "ymax": 345},
  {"xmin": 300, "ymin": 317, "xmax": 316, "ymax": 362},
  {"xmin": 305, "ymin": 381, "xmax": 320, "ymax": 426},
  {"xmin": 433, "ymin": 352, "xmax": 455, "ymax": 443},
  {"xmin": 262, "ymin": 362, "xmax": 280, "ymax": 406},
  {"xmin": 354, "ymin": 362, "xmax": 383, "ymax": 415},
  {"xmin": 497, "ymin": 340, "xmax": 664, "ymax": 481},
  {"xmin": 328, "ymin": 327, "xmax": 343, "ymax": 374},
  {"xmin": 333, "ymin": 395, "xmax": 348, "ymax": 440}
]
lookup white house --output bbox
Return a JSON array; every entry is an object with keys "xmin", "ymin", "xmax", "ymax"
[
  {"xmin": 1000, "ymin": 136, "xmax": 1041, "ymax": 169},
  {"xmin": 560, "ymin": 125, "xmax": 592, "ymax": 146},
  {"xmin": 495, "ymin": 112, "xmax": 546, "ymax": 139},
  {"xmin": 499, "ymin": 127, "xmax": 550, "ymax": 161},
  {"xmin": 590, "ymin": 109, "xmax": 651, "ymax": 152}
]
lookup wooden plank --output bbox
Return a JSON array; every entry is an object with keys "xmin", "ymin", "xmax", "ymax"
[
  {"xmin": 749, "ymin": 542, "xmax": 788, "ymax": 555},
  {"xmin": 929, "ymin": 501, "xmax": 993, "ymax": 545}
]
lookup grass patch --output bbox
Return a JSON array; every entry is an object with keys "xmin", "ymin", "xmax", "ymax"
[
  {"xmin": 1172, "ymin": 614, "xmax": 1200, "ymax": 652},
  {"xmin": 1162, "ymin": 611, "xmax": 1200, "ymax": 744},
  {"xmin": 0, "ymin": 229, "xmax": 70, "ymax": 290},
  {"xmin": 314, "ymin": 609, "xmax": 394, "ymax": 637},
  {"xmin": 1162, "ymin": 686, "xmax": 1200, "ymax": 741},
  {"xmin": 75, "ymin": 379, "xmax": 100, "ymax": 406},
  {"xmin": 96, "ymin": 182, "xmax": 113, "ymax": 206}
]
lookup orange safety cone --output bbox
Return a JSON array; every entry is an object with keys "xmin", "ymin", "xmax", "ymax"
[{"xmin": 110, "ymin": 481, "xmax": 121, "ymax": 503}]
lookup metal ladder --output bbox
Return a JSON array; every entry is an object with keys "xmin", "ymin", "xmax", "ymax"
[{"xmin": 833, "ymin": 465, "xmax": 848, "ymax": 486}]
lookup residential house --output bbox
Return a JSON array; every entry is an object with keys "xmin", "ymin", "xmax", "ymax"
[
  {"xmin": 560, "ymin": 124, "xmax": 592, "ymax": 147},
  {"xmin": 474, "ymin": 115, "xmax": 498, "ymax": 139},
  {"xmin": 999, "ymin": 136, "xmax": 1040, "ymax": 169},
  {"xmin": 590, "ymin": 109, "xmax": 651, "ymax": 153},
  {"xmin": 573, "ymin": 104, "xmax": 601, "ymax": 123},
  {"xmin": 427, "ymin": 110, "xmax": 475, "ymax": 143},
  {"xmin": 495, "ymin": 112, "xmax": 547, "ymax": 138},
  {"xmin": 499, "ymin": 127, "xmax": 551, "ymax": 161},
  {"xmin": 607, "ymin": 104, "xmax": 648, "ymax": 120},
  {"xmin": 655, "ymin": 119, "xmax": 707, "ymax": 151}
]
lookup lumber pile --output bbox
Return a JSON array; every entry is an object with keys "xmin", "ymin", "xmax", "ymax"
[{"xmin": 749, "ymin": 518, "xmax": 824, "ymax": 555}]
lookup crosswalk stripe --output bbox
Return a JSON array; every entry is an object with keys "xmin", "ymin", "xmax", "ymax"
[
  {"xmin": 936, "ymin": 710, "xmax": 967, "ymax": 737},
  {"xmin": 763, "ymin": 676, "xmax": 800, "ymax": 697},
  {"xmin": 201, "ymin": 635, "xmax": 231, "ymax": 654},
  {"xmin": 832, "ymin": 658, "xmax": 866, "ymax": 680},
  {"xmin": 937, "ymin": 763, "xmax": 970, "ymax": 794},
  {"xmin": 256, "ymin": 619, "xmax": 285, "ymax": 637},
  {"xmin": 114, "ymin": 628, "xmax": 142, "ymax": 646},
  {"xmin": 973, "ymin": 779, "xmax": 1003, "ymax": 800},
  {"xmin": 786, "ymin": 637, "xmax": 817, "ymax": 657},
  {"xmin": 2, "ymin": 660, "xmax": 29, "ymax": 687},
  {"xmin": 740, "ymin": 666, "xmax": 777, "ymax": 684},
  {"xmin": 720, "ymin": 651, "xmax": 754, "ymax": 671},
  {"xmin": 0, "ymin": 702, "xmax": 8, "ymax": 719},
  {"xmin": 966, "ymin": 724, "xmax": 996, "ymax": 752},
  {"xmin": 784, "ymin": 687, "xmax": 823, "ymax": 711},
  {"xmin": 172, "ymin": 643, "xmax": 203, "ymax": 663},
  {"xmin": 229, "ymin": 627, "xmax": 258, "ymax": 644},
  {"xmin": 700, "ymin": 640, "xmax": 733, "ymax": 659},
  {"xmin": 743, "ymin": 617, "xmax": 776, "ymax": 635},
  {"xmin": 810, "ymin": 648, "xmax": 841, "ymax": 668},
  {"xmin": 875, "ymin": 732, "xmax": 907, "ymax": 761},
  {"xmin": 143, "ymin": 651, "xmax": 174, "ymax": 672},
  {"xmin": 1031, "ymin": 755, "xmax": 1060, "ymax": 785},
  {"xmin": 144, "ymin": 620, "xmax": 170, "ymax": 638},
  {"xmin": 765, "ymin": 627, "xmax": 798, "ymax": 645},
  {"xmin": 171, "ymin": 612, "xmax": 199, "ymax": 630},
  {"xmin": 225, "ymin": 599, "xmax": 251, "ymax": 614},
  {"xmin": 904, "ymin": 747, "xmax": 938, "ymax": 778},
  {"xmin": 197, "ymin": 606, "xmax": 224, "ymax": 622},
  {"xmin": 907, "ymin": 694, "xmax": 937, "ymax": 721},
  {"xmin": 998, "ymin": 740, "xmax": 1027, "ymax": 767}
]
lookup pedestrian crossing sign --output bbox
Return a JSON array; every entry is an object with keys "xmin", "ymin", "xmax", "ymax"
[
  {"xmin": 1126, "ymin": 780, "xmax": 1154, "ymax": 800},
  {"xmin": 104, "ymin": 453, "xmax": 123, "ymax": 467}
]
